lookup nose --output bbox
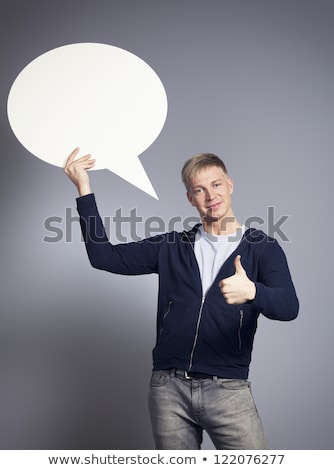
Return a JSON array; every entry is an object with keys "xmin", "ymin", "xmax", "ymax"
[{"xmin": 205, "ymin": 189, "xmax": 215, "ymax": 201}]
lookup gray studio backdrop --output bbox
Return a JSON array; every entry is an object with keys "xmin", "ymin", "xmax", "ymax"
[{"xmin": 1, "ymin": 0, "xmax": 333, "ymax": 450}]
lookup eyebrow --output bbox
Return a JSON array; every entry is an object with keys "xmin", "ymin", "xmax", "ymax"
[
  {"xmin": 190, "ymin": 180, "xmax": 224, "ymax": 194},
  {"xmin": 191, "ymin": 178, "xmax": 223, "ymax": 188}
]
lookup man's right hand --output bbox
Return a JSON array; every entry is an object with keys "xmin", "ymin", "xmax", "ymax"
[{"xmin": 64, "ymin": 148, "xmax": 96, "ymax": 196}]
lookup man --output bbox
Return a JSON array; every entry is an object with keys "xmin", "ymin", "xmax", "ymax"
[{"xmin": 64, "ymin": 148, "xmax": 299, "ymax": 450}]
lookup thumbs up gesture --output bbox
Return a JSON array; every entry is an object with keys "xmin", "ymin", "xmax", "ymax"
[{"xmin": 219, "ymin": 255, "xmax": 256, "ymax": 305}]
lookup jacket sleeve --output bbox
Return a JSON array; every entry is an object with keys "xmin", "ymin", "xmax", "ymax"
[
  {"xmin": 253, "ymin": 239, "xmax": 299, "ymax": 321},
  {"xmin": 76, "ymin": 193, "xmax": 160, "ymax": 275}
]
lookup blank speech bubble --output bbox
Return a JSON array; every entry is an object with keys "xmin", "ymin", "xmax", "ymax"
[{"xmin": 7, "ymin": 43, "xmax": 168, "ymax": 199}]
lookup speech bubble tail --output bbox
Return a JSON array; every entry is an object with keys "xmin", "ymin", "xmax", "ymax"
[{"xmin": 107, "ymin": 157, "xmax": 159, "ymax": 200}]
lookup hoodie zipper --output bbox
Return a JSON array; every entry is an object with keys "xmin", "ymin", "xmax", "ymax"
[
  {"xmin": 182, "ymin": 230, "xmax": 206, "ymax": 371},
  {"xmin": 238, "ymin": 309, "xmax": 244, "ymax": 350},
  {"xmin": 188, "ymin": 295, "xmax": 205, "ymax": 371}
]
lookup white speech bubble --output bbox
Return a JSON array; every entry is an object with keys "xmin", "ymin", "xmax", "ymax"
[{"xmin": 7, "ymin": 43, "xmax": 168, "ymax": 199}]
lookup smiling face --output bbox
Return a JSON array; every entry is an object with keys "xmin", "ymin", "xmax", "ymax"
[{"xmin": 187, "ymin": 165, "xmax": 239, "ymax": 234}]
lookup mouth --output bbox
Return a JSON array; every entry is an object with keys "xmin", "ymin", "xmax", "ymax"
[{"xmin": 206, "ymin": 202, "xmax": 221, "ymax": 211}]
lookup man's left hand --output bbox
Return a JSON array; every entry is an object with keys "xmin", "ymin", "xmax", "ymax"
[{"xmin": 219, "ymin": 255, "xmax": 256, "ymax": 305}]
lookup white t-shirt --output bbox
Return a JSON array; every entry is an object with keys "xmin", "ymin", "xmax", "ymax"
[{"xmin": 194, "ymin": 225, "xmax": 245, "ymax": 295}]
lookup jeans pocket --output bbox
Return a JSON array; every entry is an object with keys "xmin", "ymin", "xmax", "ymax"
[
  {"xmin": 216, "ymin": 378, "xmax": 250, "ymax": 391},
  {"xmin": 150, "ymin": 370, "xmax": 170, "ymax": 387}
]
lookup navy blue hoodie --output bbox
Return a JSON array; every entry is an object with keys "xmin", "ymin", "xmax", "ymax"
[{"xmin": 77, "ymin": 193, "xmax": 299, "ymax": 379}]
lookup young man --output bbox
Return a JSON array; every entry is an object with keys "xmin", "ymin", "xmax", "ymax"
[{"xmin": 64, "ymin": 148, "xmax": 299, "ymax": 450}]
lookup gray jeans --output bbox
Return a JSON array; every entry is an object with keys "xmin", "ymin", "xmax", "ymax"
[{"xmin": 148, "ymin": 369, "xmax": 269, "ymax": 450}]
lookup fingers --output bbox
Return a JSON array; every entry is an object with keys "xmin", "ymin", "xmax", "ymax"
[
  {"xmin": 219, "ymin": 278, "xmax": 229, "ymax": 297},
  {"xmin": 219, "ymin": 280, "xmax": 240, "ymax": 304},
  {"xmin": 219, "ymin": 282, "xmax": 235, "ymax": 304},
  {"xmin": 65, "ymin": 147, "xmax": 80, "ymax": 167},
  {"xmin": 64, "ymin": 148, "xmax": 95, "ymax": 174}
]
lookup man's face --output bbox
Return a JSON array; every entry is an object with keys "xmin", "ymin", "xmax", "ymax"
[{"xmin": 187, "ymin": 166, "xmax": 234, "ymax": 224}]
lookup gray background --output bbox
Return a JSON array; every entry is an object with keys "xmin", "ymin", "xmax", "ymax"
[{"xmin": 0, "ymin": 0, "xmax": 333, "ymax": 450}]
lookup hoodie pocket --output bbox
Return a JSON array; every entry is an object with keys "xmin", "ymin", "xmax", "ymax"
[
  {"xmin": 159, "ymin": 300, "xmax": 172, "ymax": 335},
  {"xmin": 238, "ymin": 308, "xmax": 244, "ymax": 350}
]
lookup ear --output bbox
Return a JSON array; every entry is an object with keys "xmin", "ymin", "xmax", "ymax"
[
  {"xmin": 227, "ymin": 176, "xmax": 234, "ymax": 195},
  {"xmin": 187, "ymin": 191, "xmax": 195, "ymax": 206}
]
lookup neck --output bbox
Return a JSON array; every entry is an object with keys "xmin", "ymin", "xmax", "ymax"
[{"xmin": 202, "ymin": 215, "xmax": 242, "ymax": 236}]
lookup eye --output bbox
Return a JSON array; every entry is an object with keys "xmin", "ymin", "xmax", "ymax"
[
  {"xmin": 213, "ymin": 182, "xmax": 221, "ymax": 188},
  {"xmin": 193, "ymin": 188, "xmax": 203, "ymax": 194}
]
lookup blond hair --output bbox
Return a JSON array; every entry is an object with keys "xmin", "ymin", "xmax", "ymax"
[{"xmin": 181, "ymin": 153, "xmax": 228, "ymax": 191}]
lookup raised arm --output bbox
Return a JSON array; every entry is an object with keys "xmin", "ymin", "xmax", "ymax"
[{"xmin": 64, "ymin": 148, "xmax": 160, "ymax": 276}]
